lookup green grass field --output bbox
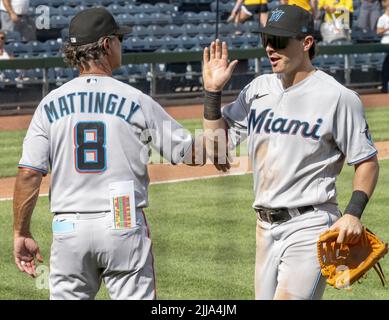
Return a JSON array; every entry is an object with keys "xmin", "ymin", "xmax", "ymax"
[
  {"xmin": 0, "ymin": 106, "xmax": 388, "ymax": 178},
  {"xmin": 1, "ymin": 159, "xmax": 389, "ymax": 300}
]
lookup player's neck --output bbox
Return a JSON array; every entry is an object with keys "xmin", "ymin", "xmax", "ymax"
[
  {"xmin": 281, "ymin": 62, "xmax": 316, "ymax": 89},
  {"xmin": 79, "ymin": 60, "xmax": 113, "ymax": 77}
]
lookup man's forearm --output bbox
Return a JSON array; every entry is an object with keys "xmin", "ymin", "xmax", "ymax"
[
  {"xmin": 3, "ymin": 0, "xmax": 15, "ymax": 16},
  {"xmin": 353, "ymin": 155, "xmax": 379, "ymax": 197},
  {"xmin": 13, "ymin": 169, "xmax": 43, "ymax": 236},
  {"xmin": 203, "ymin": 90, "xmax": 229, "ymax": 169},
  {"xmin": 343, "ymin": 156, "xmax": 379, "ymax": 219}
]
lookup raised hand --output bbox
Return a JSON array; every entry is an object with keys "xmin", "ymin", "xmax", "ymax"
[{"xmin": 202, "ymin": 39, "xmax": 238, "ymax": 92}]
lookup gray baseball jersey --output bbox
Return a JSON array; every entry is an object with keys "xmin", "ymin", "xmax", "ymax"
[
  {"xmin": 19, "ymin": 75, "xmax": 193, "ymax": 213},
  {"xmin": 222, "ymin": 70, "xmax": 377, "ymax": 209}
]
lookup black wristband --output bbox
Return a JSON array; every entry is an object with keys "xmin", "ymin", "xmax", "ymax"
[
  {"xmin": 204, "ymin": 90, "xmax": 222, "ymax": 120},
  {"xmin": 344, "ymin": 190, "xmax": 369, "ymax": 219}
]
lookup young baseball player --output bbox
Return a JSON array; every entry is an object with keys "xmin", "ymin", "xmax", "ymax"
[
  {"xmin": 202, "ymin": 5, "xmax": 379, "ymax": 299},
  {"xmin": 13, "ymin": 7, "xmax": 204, "ymax": 300}
]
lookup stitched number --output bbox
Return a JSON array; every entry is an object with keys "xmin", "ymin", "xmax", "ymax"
[{"xmin": 74, "ymin": 122, "xmax": 106, "ymax": 173}]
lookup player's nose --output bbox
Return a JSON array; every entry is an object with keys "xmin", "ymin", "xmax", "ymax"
[{"xmin": 265, "ymin": 43, "xmax": 275, "ymax": 55}]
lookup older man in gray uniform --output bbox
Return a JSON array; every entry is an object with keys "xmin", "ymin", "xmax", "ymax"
[
  {"xmin": 202, "ymin": 5, "xmax": 379, "ymax": 299},
  {"xmin": 13, "ymin": 7, "xmax": 203, "ymax": 300}
]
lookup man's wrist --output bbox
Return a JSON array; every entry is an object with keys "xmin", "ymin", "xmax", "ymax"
[
  {"xmin": 204, "ymin": 90, "xmax": 222, "ymax": 120},
  {"xmin": 344, "ymin": 190, "xmax": 369, "ymax": 219}
]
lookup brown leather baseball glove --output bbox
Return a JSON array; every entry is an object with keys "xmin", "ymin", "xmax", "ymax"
[{"xmin": 317, "ymin": 228, "xmax": 388, "ymax": 289}]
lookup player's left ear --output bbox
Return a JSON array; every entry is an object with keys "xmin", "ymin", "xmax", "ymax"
[
  {"xmin": 303, "ymin": 36, "xmax": 314, "ymax": 53},
  {"xmin": 103, "ymin": 37, "xmax": 111, "ymax": 54}
]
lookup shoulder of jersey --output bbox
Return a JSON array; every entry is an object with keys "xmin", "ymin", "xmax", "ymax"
[
  {"xmin": 245, "ymin": 73, "xmax": 275, "ymax": 91},
  {"xmin": 313, "ymin": 70, "xmax": 360, "ymax": 100},
  {"xmin": 40, "ymin": 76, "xmax": 146, "ymax": 105}
]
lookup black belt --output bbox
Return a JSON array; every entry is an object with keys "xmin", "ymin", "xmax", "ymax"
[{"xmin": 255, "ymin": 205, "xmax": 314, "ymax": 224}]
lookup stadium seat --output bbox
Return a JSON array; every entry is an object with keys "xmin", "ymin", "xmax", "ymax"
[
  {"xmin": 31, "ymin": 0, "xmax": 62, "ymax": 6},
  {"xmin": 66, "ymin": 0, "xmax": 82, "ymax": 6},
  {"xmin": 116, "ymin": 13, "xmax": 136, "ymax": 25},
  {"xmin": 83, "ymin": 0, "xmax": 101, "ymax": 6},
  {"xmin": 124, "ymin": 4, "xmax": 143, "ymax": 14},
  {"xmin": 123, "ymin": 37, "xmax": 149, "ymax": 51},
  {"xmin": 131, "ymin": 25, "xmax": 150, "ymax": 38},
  {"xmin": 198, "ymin": 23, "xmax": 216, "ymax": 37},
  {"xmin": 241, "ymin": 33, "xmax": 260, "ymax": 47},
  {"xmin": 60, "ymin": 6, "xmax": 79, "ymax": 16},
  {"xmin": 3, "ymin": 31, "xmax": 21, "ymax": 42},
  {"xmin": 155, "ymin": 2, "xmax": 176, "ymax": 14},
  {"xmin": 229, "ymin": 34, "xmax": 246, "ymax": 48},
  {"xmin": 144, "ymin": 36, "xmax": 164, "ymax": 51},
  {"xmin": 183, "ymin": 24, "xmax": 201, "ymax": 37},
  {"xmin": 164, "ymin": 25, "xmax": 185, "ymax": 37},
  {"xmin": 210, "ymin": 1, "xmax": 234, "ymax": 12},
  {"xmin": 47, "ymin": 7, "xmax": 61, "ymax": 16},
  {"xmin": 30, "ymin": 41, "xmax": 49, "ymax": 57},
  {"xmin": 198, "ymin": 11, "xmax": 216, "ymax": 23},
  {"xmin": 242, "ymin": 20, "xmax": 260, "ymax": 33},
  {"xmin": 107, "ymin": 4, "xmax": 126, "ymax": 15},
  {"xmin": 7, "ymin": 42, "xmax": 31, "ymax": 57},
  {"xmin": 160, "ymin": 36, "xmax": 181, "ymax": 51},
  {"xmin": 218, "ymin": 23, "xmax": 237, "ymax": 36},
  {"xmin": 139, "ymin": 3, "xmax": 160, "ymax": 14},
  {"xmin": 46, "ymin": 39, "xmax": 63, "ymax": 54},
  {"xmin": 181, "ymin": 36, "xmax": 198, "ymax": 50},
  {"xmin": 51, "ymin": 16, "xmax": 70, "ymax": 29},
  {"xmin": 101, "ymin": 0, "xmax": 115, "ymax": 6},
  {"xmin": 197, "ymin": 35, "xmax": 213, "ymax": 47},
  {"xmin": 148, "ymin": 25, "xmax": 168, "ymax": 38}
]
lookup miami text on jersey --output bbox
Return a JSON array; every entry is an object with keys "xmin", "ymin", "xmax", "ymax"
[
  {"xmin": 248, "ymin": 108, "xmax": 323, "ymax": 140},
  {"xmin": 43, "ymin": 91, "xmax": 140, "ymax": 124}
]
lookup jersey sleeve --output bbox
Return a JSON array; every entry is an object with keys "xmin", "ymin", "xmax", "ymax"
[
  {"xmin": 377, "ymin": 16, "xmax": 385, "ymax": 29},
  {"xmin": 19, "ymin": 104, "xmax": 50, "ymax": 174},
  {"xmin": 221, "ymin": 85, "xmax": 250, "ymax": 150},
  {"xmin": 333, "ymin": 89, "xmax": 377, "ymax": 165},
  {"xmin": 139, "ymin": 94, "xmax": 193, "ymax": 164}
]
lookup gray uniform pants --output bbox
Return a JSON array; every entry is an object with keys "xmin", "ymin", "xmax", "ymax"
[
  {"xmin": 357, "ymin": 1, "xmax": 381, "ymax": 32},
  {"xmin": 0, "ymin": 11, "xmax": 36, "ymax": 41},
  {"xmin": 49, "ymin": 210, "xmax": 156, "ymax": 300},
  {"xmin": 255, "ymin": 203, "xmax": 340, "ymax": 300}
]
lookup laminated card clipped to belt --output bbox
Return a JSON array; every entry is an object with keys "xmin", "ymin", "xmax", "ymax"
[{"xmin": 109, "ymin": 181, "xmax": 137, "ymax": 229}]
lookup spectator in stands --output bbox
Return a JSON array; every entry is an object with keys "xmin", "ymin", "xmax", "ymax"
[
  {"xmin": 0, "ymin": 30, "xmax": 10, "ymax": 59},
  {"xmin": 0, "ymin": 0, "xmax": 36, "ymax": 41},
  {"xmin": 229, "ymin": 0, "xmax": 269, "ymax": 28},
  {"xmin": 318, "ymin": 0, "xmax": 353, "ymax": 42},
  {"xmin": 280, "ymin": 0, "xmax": 316, "ymax": 15},
  {"xmin": 377, "ymin": 0, "xmax": 389, "ymax": 92},
  {"xmin": 358, "ymin": 0, "xmax": 382, "ymax": 33}
]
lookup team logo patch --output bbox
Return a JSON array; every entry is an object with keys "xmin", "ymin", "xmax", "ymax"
[
  {"xmin": 362, "ymin": 122, "xmax": 374, "ymax": 146},
  {"xmin": 269, "ymin": 9, "xmax": 285, "ymax": 22},
  {"xmin": 114, "ymin": 195, "xmax": 131, "ymax": 228}
]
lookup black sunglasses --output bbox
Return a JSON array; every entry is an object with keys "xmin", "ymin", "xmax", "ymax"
[
  {"xmin": 116, "ymin": 34, "xmax": 123, "ymax": 43},
  {"xmin": 261, "ymin": 34, "xmax": 302, "ymax": 50}
]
